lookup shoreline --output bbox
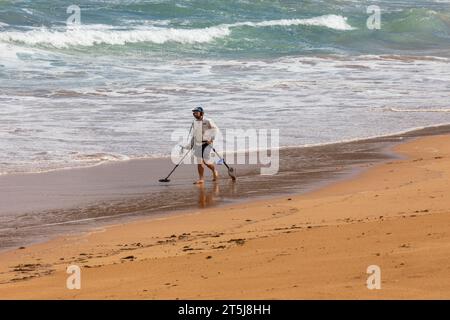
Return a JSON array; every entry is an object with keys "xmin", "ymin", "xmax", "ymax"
[
  {"xmin": 0, "ymin": 133, "xmax": 449, "ymax": 298},
  {"xmin": 3, "ymin": 121, "xmax": 450, "ymax": 178},
  {"xmin": 2, "ymin": 124, "xmax": 450, "ymax": 252}
]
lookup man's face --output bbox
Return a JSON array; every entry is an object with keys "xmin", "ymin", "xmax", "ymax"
[{"xmin": 193, "ymin": 111, "xmax": 203, "ymax": 120}]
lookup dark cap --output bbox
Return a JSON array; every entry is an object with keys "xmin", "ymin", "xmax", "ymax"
[{"xmin": 192, "ymin": 106, "xmax": 204, "ymax": 113}]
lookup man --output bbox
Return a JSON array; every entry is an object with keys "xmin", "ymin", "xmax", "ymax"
[{"xmin": 187, "ymin": 107, "xmax": 219, "ymax": 184}]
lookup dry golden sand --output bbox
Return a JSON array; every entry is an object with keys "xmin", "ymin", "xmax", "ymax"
[{"xmin": 0, "ymin": 134, "xmax": 449, "ymax": 299}]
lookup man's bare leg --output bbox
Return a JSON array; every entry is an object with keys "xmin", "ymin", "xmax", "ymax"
[
  {"xmin": 205, "ymin": 162, "xmax": 219, "ymax": 181},
  {"xmin": 194, "ymin": 164, "xmax": 205, "ymax": 184}
]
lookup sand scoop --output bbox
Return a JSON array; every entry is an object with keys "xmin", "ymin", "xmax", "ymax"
[{"xmin": 212, "ymin": 147, "xmax": 236, "ymax": 181}]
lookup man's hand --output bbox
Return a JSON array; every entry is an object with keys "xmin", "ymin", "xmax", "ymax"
[{"xmin": 206, "ymin": 140, "xmax": 213, "ymax": 145}]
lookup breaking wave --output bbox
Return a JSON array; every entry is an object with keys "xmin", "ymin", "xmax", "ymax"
[
  {"xmin": 0, "ymin": 15, "xmax": 354, "ymax": 49},
  {"xmin": 385, "ymin": 107, "xmax": 450, "ymax": 113}
]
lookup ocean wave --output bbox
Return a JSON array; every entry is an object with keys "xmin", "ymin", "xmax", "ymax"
[
  {"xmin": 384, "ymin": 8, "xmax": 450, "ymax": 33},
  {"xmin": 230, "ymin": 14, "xmax": 355, "ymax": 31},
  {"xmin": 73, "ymin": 152, "xmax": 130, "ymax": 162},
  {"xmin": 0, "ymin": 25, "xmax": 231, "ymax": 48},
  {"xmin": 384, "ymin": 107, "xmax": 450, "ymax": 113},
  {"xmin": 0, "ymin": 42, "xmax": 35, "ymax": 65},
  {"xmin": 0, "ymin": 15, "xmax": 354, "ymax": 48}
]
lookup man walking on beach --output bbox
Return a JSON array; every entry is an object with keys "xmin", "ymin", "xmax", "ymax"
[{"xmin": 187, "ymin": 107, "xmax": 219, "ymax": 184}]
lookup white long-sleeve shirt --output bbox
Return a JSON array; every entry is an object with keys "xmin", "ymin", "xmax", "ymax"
[{"xmin": 190, "ymin": 117, "xmax": 219, "ymax": 146}]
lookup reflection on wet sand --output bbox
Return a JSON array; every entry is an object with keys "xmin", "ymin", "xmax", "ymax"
[{"xmin": 196, "ymin": 181, "xmax": 237, "ymax": 208}]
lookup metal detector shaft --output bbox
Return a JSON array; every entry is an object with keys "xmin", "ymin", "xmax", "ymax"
[{"xmin": 161, "ymin": 148, "xmax": 192, "ymax": 181}]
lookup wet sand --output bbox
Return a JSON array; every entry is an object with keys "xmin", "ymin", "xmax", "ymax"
[
  {"xmin": 2, "ymin": 125, "xmax": 450, "ymax": 251},
  {"xmin": 0, "ymin": 132, "xmax": 449, "ymax": 299}
]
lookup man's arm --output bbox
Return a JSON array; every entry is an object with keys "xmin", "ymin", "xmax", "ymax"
[{"xmin": 206, "ymin": 119, "xmax": 219, "ymax": 144}]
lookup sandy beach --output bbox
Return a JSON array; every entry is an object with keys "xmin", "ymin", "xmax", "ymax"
[
  {"xmin": 0, "ymin": 133, "xmax": 449, "ymax": 299},
  {"xmin": 2, "ymin": 0, "xmax": 450, "ymax": 304}
]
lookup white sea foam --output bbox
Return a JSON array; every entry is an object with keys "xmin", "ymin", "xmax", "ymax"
[
  {"xmin": 73, "ymin": 152, "xmax": 130, "ymax": 162},
  {"xmin": 0, "ymin": 15, "xmax": 354, "ymax": 48},
  {"xmin": 22, "ymin": 8, "xmax": 33, "ymax": 15},
  {"xmin": 2, "ymin": 50, "xmax": 449, "ymax": 176},
  {"xmin": 0, "ymin": 42, "xmax": 31, "ymax": 66},
  {"xmin": 230, "ymin": 14, "xmax": 355, "ymax": 31},
  {"xmin": 0, "ymin": 25, "xmax": 231, "ymax": 48},
  {"xmin": 0, "ymin": 41, "xmax": 61, "ymax": 68},
  {"xmin": 385, "ymin": 107, "xmax": 450, "ymax": 113}
]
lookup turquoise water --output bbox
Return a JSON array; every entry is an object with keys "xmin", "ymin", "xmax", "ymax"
[
  {"xmin": 1, "ymin": 0, "xmax": 450, "ymax": 57},
  {"xmin": 1, "ymin": 0, "xmax": 450, "ymax": 174}
]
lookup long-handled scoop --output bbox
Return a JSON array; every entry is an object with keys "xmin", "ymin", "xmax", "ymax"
[
  {"xmin": 158, "ymin": 148, "xmax": 192, "ymax": 183},
  {"xmin": 212, "ymin": 147, "xmax": 236, "ymax": 181}
]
